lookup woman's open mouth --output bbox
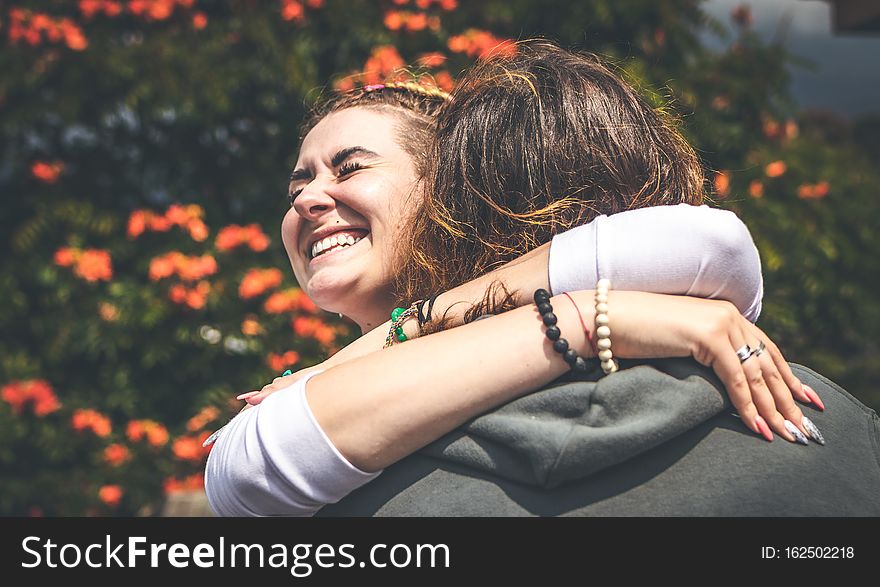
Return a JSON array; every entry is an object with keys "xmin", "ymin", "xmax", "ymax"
[{"xmin": 308, "ymin": 229, "xmax": 369, "ymax": 260}]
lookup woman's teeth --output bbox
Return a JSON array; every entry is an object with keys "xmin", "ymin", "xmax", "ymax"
[{"xmin": 311, "ymin": 233, "xmax": 363, "ymax": 259}]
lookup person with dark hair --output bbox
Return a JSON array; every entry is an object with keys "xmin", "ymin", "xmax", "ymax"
[{"xmin": 204, "ymin": 41, "xmax": 880, "ymax": 517}]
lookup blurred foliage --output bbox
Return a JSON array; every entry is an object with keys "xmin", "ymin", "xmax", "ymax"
[{"xmin": 1, "ymin": 0, "xmax": 877, "ymax": 515}]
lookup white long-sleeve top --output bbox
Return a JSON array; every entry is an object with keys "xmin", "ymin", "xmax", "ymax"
[{"xmin": 205, "ymin": 204, "xmax": 764, "ymax": 516}]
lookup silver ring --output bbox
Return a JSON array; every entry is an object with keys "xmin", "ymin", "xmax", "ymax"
[
  {"xmin": 735, "ymin": 344, "xmax": 753, "ymax": 362},
  {"xmin": 753, "ymin": 341, "xmax": 766, "ymax": 357}
]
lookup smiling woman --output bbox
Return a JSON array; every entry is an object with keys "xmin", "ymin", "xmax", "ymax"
[{"xmin": 283, "ymin": 102, "xmax": 435, "ymax": 333}]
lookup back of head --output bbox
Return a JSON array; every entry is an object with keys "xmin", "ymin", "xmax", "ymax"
[{"xmin": 397, "ymin": 39, "xmax": 706, "ymax": 303}]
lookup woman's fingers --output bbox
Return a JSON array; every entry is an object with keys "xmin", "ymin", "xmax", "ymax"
[
  {"xmin": 233, "ymin": 374, "xmax": 299, "ymax": 406},
  {"xmin": 739, "ymin": 348, "xmax": 798, "ymax": 443},
  {"xmin": 752, "ymin": 346, "xmax": 808, "ymax": 438},
  {"xmin": 707, "ymin": 339, "xmax": 767, "ymax": 439},
  {"xmin": 746, "ymin": 324, "xmax": 812, "ymax": 406},
  {"xmin": 708, "ymin": 313, "xmax": 799, "ymax": 444}
]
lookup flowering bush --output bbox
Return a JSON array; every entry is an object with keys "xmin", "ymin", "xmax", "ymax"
[{"xmin": 1, "ymin": 0, "xmax": 878, "ymax": 515}]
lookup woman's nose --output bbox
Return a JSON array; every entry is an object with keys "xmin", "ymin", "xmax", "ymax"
[{"xmin": 293, "ymin": 180, "xmax": 337, "ymax": 221}]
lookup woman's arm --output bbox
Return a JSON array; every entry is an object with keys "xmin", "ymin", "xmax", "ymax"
[
  {"xmin": 263, "ymin": 204, "xmax": 764, "ymax": 375},
  {"xmin": 208, "ymin": 290, "xmax": 812, "ymax": 515}
]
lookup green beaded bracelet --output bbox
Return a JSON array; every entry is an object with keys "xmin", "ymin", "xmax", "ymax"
[{"xmin": 384, "ymin": 305, "xmax": 419, "ymax": 347}]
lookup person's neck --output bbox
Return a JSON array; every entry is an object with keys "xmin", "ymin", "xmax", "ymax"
[{"xmin": 346, "ymin": 292, "xmax": 397, "ymax": 336}]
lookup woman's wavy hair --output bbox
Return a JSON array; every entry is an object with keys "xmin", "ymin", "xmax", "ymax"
[{"xmin": 396, "ymin": 40, "xmax": 706, "ymax": 313}]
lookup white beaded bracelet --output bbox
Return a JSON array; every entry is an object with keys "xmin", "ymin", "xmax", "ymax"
[{"xmin": 595, "ymin": 278, "xmax": 618, "ymax": 375}]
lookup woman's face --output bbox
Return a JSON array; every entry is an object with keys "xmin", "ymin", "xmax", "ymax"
[{"xmin": 282, "ymin": 107, "xmax": 421, "ymax": 332}]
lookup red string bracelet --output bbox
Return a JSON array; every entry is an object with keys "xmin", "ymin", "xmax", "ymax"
[{"xmin": 561, "ymin": 291, "xmax": 597, "ymax": 355}]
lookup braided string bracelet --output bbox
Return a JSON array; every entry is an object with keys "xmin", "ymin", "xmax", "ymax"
[{"xmin": 383, "ymin": 303, "xmax": 420, "ymax": 348}]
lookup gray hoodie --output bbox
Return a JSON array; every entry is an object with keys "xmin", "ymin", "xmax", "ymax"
[{"xmin": 316, "ymin": 360, "xmax": 880, "ymax": 516}]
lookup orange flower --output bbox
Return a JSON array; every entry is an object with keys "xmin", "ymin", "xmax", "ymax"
[
  {"xmin": 172, "ymin": 434, "xmax": 210, "ymax": 461},
  {"xmin": 267, "ymin": 351, "xmax": 301, "ymax": 372},
  {"xmin": 448, "ymin": 29, "xmax": 516, "ymax": 59},
  {"xmin": 54, "ymin": 247, "xmax": 78, "ymax": 267},
  {"xmin": 165, "ymin": 204, "xmax": 189, "ymax": 225},
  {"xmin": 185, "ymin": 290, "xmax": 206, "ymax": 309},
  {"xmin": 713, "ymin": 170, "xmax": 731, "ymax": 198},
  {"xmin": 439, "ymin": 0, "xmax": 457, "ymax": 9},
  {"xmin": 216, "ymin": 224, "xmax": 269, "ymax": 252},
  {"xmin": 185, "ymin": 281, "xmax": 211, "ymax": 309},
  {"xmin": 149, "ymin": 215, "xmax": 172, "ymax": 232},
  {"xmin": 293, "ymin": 316, "xmax": 336, "ymax": 345},
  {"xmin": 79, "ymin": 1, "xmax": 104, "ymax": 19},
  {"xmin": 239, "ymin": 268, "xmax": 283, "ymax": 299},
  {"xmin": 127, "ymin": 419, "xmax": 168, "ymax": 446},
  {"xmin": 215, "ymin": 225, "xmax": 242, "ymax": 251},
  {"xmin": 406, "ymin": 12, "xmax": 428, "ymax": 31},
  {"xmin": 797, "ymin": 181, "xmax": 830, "ymax": 200},
  {"xmin": 103, "ymin": 443, "xmax": 131, "ymax": 466},
  {"xmin": 264, "ymin": 288, "xmax": 315, "ymax": 314},
  {"xmin": 765, "ymin": 161, "xmax": 787, "ymax": 178},
  {"xmin": 186, "ymin": 218, "xmax": 209, "ymax": 241},
  {"xmin": 31, "ymin": 161, "xmax": 64, "ymax": 183},
  {"xmin": 364, "ymin": 46, "xmax": 405, "ymax": 84},
  {"xmin": 74, "ymin": 249, "xmax": 113, "ymax": 282},
  {"xmin": 434, "ymin": 70, "xmax": 454, "ymax": 92},
  {"xmin": 127, "ymin": 210, "xmax": 148, "ymax": 238},
  {"xmin": 61, "ymin": 20, "xmax": 88, "ymax": 51},
  {"xmin": 168, "ymin": 284, "xmax": 188, "ymax": 303},
  {"xmin": 186, "ymin": 406, "xmax": 220, "ymax": 432},
  {"xmin": 147, "ymin": 0, "xmax": 174, "ymax": 20},
  {"xmin": 72, "ymin": 409, "xmax": 112, "ymax": 437},
  {"xmin": 298, "ymin": 292, "xmax": 319, "ymax": 313},
  {"xmin": 163, "ymin": 472, "xmax": 205, "ymax": 494},
  {"xmin": 146, "ymin": 422, "xmax": 169, "ymax": 446},
  {"xmin": 2, "ymin": 380, "xmax": 61, "ymax": 416},
  {"xmin": 241, "ymin": 317, "xmax": 263, "ymax": 336},
  {"xmin": 98, "ymin": 485, "xmax": 123, "ymax": 507},
  {"xmin": 192, "ymin": 11, "xmax": 207, "ymax": 29},
  {"xmin": 104, "ymin": 2, "xmax": 123, "ymax": 17},
  {"xmin": 784, "ymin": 120, "xmax": 799, "ymax": 140},
  {"xmin": 749, "ymin": 180, "xmax": 764, "ymax": 199},
  {"xmin": 149, "ymin": 254, "xmax": 176, "ymax": 281},
  {"xmin": 178, "ymin": 255, "xmax": 218, "ymax": 282},
  {"xmin": 281, "ymin": 0, "xmax": 304, "ymax": 21},
  {"xmin": 384, "ymin": 10, "xmax": 404, "ymax": 31},
  {"xmin": 126, "ymin": 420, "xmax": 144, "ymax": 441},
  {"xmin": 245, "ymin": 224, "xmax": 270, "ymax": 251}
]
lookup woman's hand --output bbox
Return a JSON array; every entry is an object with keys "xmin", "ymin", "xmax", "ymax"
[
  {"xmin": 608, "ymin": 291, "xmax": 823, "ymax": 444},
  {"xmin": 239, "ymin": 363, "xmax": 326, "ymax": 406}
]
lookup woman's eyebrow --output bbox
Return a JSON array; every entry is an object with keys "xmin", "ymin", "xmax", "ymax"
[
  {"xmin": 289, "ymin": 146, "xmax": 379, "ymax": 182},
  {"xmin": 331, "ymin": 146, "xmax": 379, "ymax": 167}
]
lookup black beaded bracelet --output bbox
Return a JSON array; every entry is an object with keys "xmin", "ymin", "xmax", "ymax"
[{"xmin": 534, "ymin": 289, "xmax": 588, "ymax": 373}]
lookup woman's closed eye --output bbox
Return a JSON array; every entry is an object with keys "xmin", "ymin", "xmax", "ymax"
[
  {"xmin": 287, "ymin": 161, "xmax": 367, "ymax": 206},
  {"xmin": 337, "ymin": 160, "xmax": 365, "ymax": 178}
]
